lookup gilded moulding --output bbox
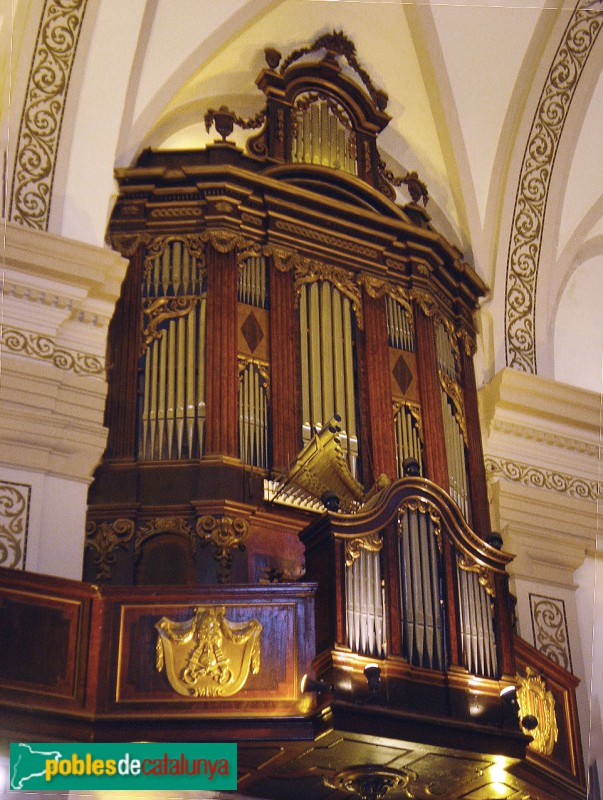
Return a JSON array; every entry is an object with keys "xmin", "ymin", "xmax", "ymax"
[
  {"xmin": 195, "ymin": 515, "xmax": 250, "ymax": 584},
  {"xmin": 505, "ymin": 2, "xmax": 602, "ymax": 373},
  {"xmin": 155, "ymin": 606, "xmax": 261, "ymax": 698},
  {"xmin": 1, "ymin": 326, "xmax": 104, "ymax": 375},
  {"xmin": 9, "ymin": 0, "xmax": 89, "ymax": 230},
  {"xmin": 85, "ymin": 519, "xmax": 135, "ymax": 582},
  {"xmin": 516, "ymin": 666, "xmax": 558, "ymax": 756}
]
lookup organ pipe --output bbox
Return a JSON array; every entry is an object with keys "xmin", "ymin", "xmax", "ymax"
[
  {"xmin": 291, "ymin": 95, "xmax": 358, "ymax": 175},
  {"xmin": 345, "ymin": 539, "xmax": 386, "ymax": 658},
  {"xmin": 457, "ymin": 558, "xmax": 498, "ymax": 679},
  {"xmin": 139, "ymin": 241, "xmax": 206, "ymax": 461},
  {"xmin": 299, "ymin": 281, "xmax": 359, "ymax": 477}
]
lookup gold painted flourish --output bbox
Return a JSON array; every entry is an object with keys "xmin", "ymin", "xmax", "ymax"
[
  {"xmin": 0, "ymin": 481, "xmax": 31, "ymax": 570},
  {"xmin": 195, "ymin": 515, "xmax": 250, "ymax": 584},
  {"xmin": 9, "ymin": 0, "xmax": 89, "ymax": 229},
  {"xmin": 155, "ymin": 606, "xmax": 261, "ymax": 698},
  {"xmin": 505, "ymin": 2, "xmax": 603, "ymax": 372},
  {"xmin": 1, "ymin": 327, "xmax": 104, "ymax": 375},
  {"xmin": 484, "ymin": 456, "xmax": 599, "ymax": 500},
  {"xmin": 85, "ymin": 519, "xmax": 135, "ymax": 582},
  {"xmin": 141, "ymin": 297, "xmax": 198, "ymax": 353},
  {"xmin": 344, "ymin": 533, "xmax": 383, "ymax": 567}
]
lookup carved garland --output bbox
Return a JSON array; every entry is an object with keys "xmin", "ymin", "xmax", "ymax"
[
  {"xmin": 344, "ymin": 532, "xmax": 383, "ymax": 567},
  {"xmin": 85, "ymin": 519, "xmax": 135, "ymax": 582},
  {"xmin": 505, "ymin": 2, "xmax": 603, "ymax": 372},
  {"xmin": 195, "ymin": 515, "xmax": 250, "ymax": 584},
  {"xmin": 9, "ymin": 0, "xmax": 89, "ymax": 230}
]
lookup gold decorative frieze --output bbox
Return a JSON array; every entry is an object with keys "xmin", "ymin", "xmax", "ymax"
[
  {"xmin": 155, "ymin": 606, "xmax": 261, "ymax": 698},
  {"xmin": 135, "ymin": 516, "xmax": 194, "ymax": 555},
  {"xmin": 195, "ymin": 515, "xmax": 250, "ymax": 583},
  {"xmin": 516, "ymin": 667, "xmax": 559, "ymax": 756},
  {"xmin": 505, "ymin": 3, "xmax": 603, "ymax": 372},
  {"xmin": 141, "ymin": 296, "xmax": 198, "ymax": 353},
  {"xmin": 85, "ymin": 519, "xmax": 135, "ymax": 582},
  {"xmin": 9, "ymin": 0, "xmax": 89, "ymax": 230},
  {"xmin": 274, "ymin": 218, "xmax": 379, "ymax": 260},
  {"xmin": 484, "ymin": 456, "xmax": 598, "ymax": 500},
  {"xmin": 1, "ymin": 327, "xmax": 104, "ymax": 375},
  {"xmin": 0, "ymin": 481, "xmax": 31, "ymax": 570},
  {"xmin": 345, "ymin": 533, "xmax": 382, "ymax": 567},
  {"xmin": 529, "ymin": 594, "xmax": 572, "ymax": 672}
]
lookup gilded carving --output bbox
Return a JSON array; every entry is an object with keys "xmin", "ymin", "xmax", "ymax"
[
  {"xmin": 345, "ymin": 533, "xmax": 382, "ymax": 567},
  {"xmin": 85, "ymin": 519, "xmax": 135, "ymax": 582},
  {"xmin": 0, "ymin": 481, "xmax": 31, "ymax": 570},
  {"xmin": 155, "ymin": 606, "xmax": 261, "ymax": 698},
  {"xmin": 141, "ymin": 297, "xmax": 198, "ymax": 353},
  {"xmin": 144, "ymin": 234, "xmax": 207, "ymax": 275},
  {"xmin": 397, "ymin": 499, "xmax": 442, "ymax": 550},
  {"xmin": 484, "ymin": 456, "xmax": 598, "ymax": 500},
  {"xmin": 1, "ymin": 327, "xmax": 104, "ymax": 375},
  {"xmin": 409, "ymin": 287, "xmax": 439, "ymax": 320},
  {"xmin": 108, "ymin": 233, "xmax": 146, "ymax": 257},
  {"xmin": 457, "ymin": 553, "xmax": 496, "ymax": 597},
  {"xmin": 516, "ymin": 667, "xmax": 559, "ymax": 756},
  {"xmin": 149, "ymin": 206, "xmax": 203, "ymax": 219},
  {"xmin": 293, "ymin": 259, "xmax": 364, "ymax": 329},
  {"xmin": 360, "ymin": 274, "xmax": 413, "ymax": 315},
  {"xmin": 505, "ymin": 3, "xmax": 602, "ymax": 372},
  {"xmin": 195, "ymin": 515, "xmax": 250, "ymax": 584},
  {"xmin": 135, "ymin": 516, "xmax": 194, "ymax": 555},
  {"xmin": 238, "ymin": 357, "xmax": 271, "ymax": 399},
  {"xmin": 9, "ymin": 0, "xmax": 89, "ymax": 229},
  {"xmin": 439, "ymin": 372, "xmax": 467, "ymax": 443}
]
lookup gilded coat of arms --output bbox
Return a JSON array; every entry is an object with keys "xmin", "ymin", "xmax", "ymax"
[
  {"xmin": 155, "ymin": 606, "xmax": 262, "ymax": 697},
  {"xmin": 516, "ymin": 667, "xmax": 559, "ymax": 756}
]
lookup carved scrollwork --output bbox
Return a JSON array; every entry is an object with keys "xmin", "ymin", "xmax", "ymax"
[
  {"xmin": 457, "ymin": 553, "xmax": 496, "ymax": 598},
  {"xmin": 195, "ymin": 515, "xmax": 250, "ymax": 584},
  {"xmin": 135, "ymin": 516, "xmax": 194, "ymax": 556},
  {"xmin": 237, "ymin": 357, "xmax": 271, "ymax": 400},
  {"xmin": 344, "ymin": 533, "xmax": 382, "ymax": 567},
  {"xmin": 141, "ymin": 296, "xmax": 198, "ymax": 353},
  {"xmin": 85, "ymin": 519, "xmax": 135, "ymax": 582},
  {"xmin": 439, "ymin": 372, "xmax": 467, "ymax": 443},
  {"xmin": 292, "ymin": 259, "xmax": 364, "ymax": 329},
  {"xmin": 143, "ymin": 234, "xmax": 207, "ymax": 277},
  {"xmin": 397, "ymin": 498, "xmax": 442, "ymax": 550}
]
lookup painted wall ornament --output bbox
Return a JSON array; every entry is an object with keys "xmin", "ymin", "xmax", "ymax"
[{"xmin": 155, "ymin": 606, "xmax": 262, "ymax": 698}]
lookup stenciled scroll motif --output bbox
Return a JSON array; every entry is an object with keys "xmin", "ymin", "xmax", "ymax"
[
  {"xmin": 529, "ymin": 594, "xmax": 572, "ymax": 671},
  {"xmin": 155, "ymin": 606, "xmax": 261, "ymax": 698},
  {"xmin": 9, "ymin": 0, "xmax": 89, "ymax": 229},
  {"xmin": 505, "ymin": 2, "xmax": 603, "ymax": 372},
  {"xmin": 0, "ymin": 481, "xmax": 31, "ymax": 569}
]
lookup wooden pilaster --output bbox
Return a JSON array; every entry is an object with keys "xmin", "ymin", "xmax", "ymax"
[
  {"xmin": 205, "ymin": 245, "xmax": 239, "ymax": 458},
  {"xmin": 269, "ymin": 261, "xmax": 301, "ymax": 471},
  {"xmin": 460, "ymin": 346, "xmax": 492, "ymax": 540},
  {"xmin": 358, "ymin": 291, "xmax": 397, "ymax": 483}
]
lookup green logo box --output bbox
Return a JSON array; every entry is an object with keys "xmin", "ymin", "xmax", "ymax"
[{"xmin": 10, "ymin": 741, "xmax": 237, "ymax": 790}]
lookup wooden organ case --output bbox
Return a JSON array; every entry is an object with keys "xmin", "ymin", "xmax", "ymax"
[{"xmin": 75, "ymin": 32, "xmax": 588, "ymax": 800}]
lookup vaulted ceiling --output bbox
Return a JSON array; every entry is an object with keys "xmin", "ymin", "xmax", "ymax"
[{"xmin": 2, "ymin": 0, "xmax": 602, "ymax": 393}]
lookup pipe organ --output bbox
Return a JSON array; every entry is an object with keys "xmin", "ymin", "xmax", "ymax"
[
  {"xmin": 139, "ymin": 240, "xmax": 206, "ymax": 461},
  {"xmin": 80, "ymin": 33, "xmax": 585, "ymax": 800}
]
